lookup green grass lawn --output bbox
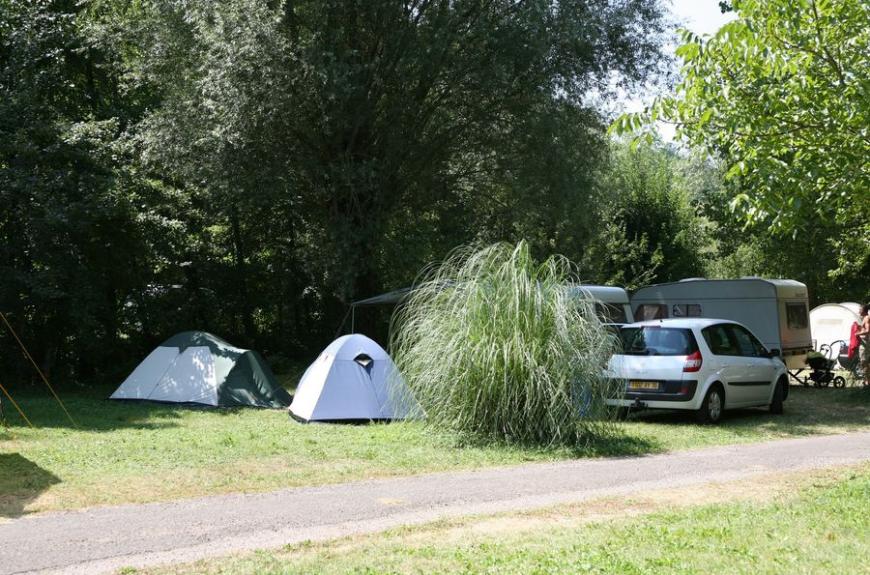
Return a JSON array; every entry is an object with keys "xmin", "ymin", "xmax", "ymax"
[
  {"xmin": 149, "ymin": 464, "xmax": 870, "ymax": 575},
  {"xmin": 1, "ymin": 384, "xmax": 868, "ymax": 517}
]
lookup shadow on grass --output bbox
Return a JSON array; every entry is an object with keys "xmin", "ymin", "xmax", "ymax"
[
  {"xmin": 447, "ymin": 424, "xmax": 666, "ymax": 459},
  {"xmin": 625, "ymin": 386, "xmax": 870, "ymax": 436},
  {"xmin": 3, "ymin": 382, "xmax": 292, "ymax": 430},
  {"xmin": 573, "ymin": 428, "xmax": 666, "ymax": 458},
  {"xmin": 3, "ymin": 386, "xmax": 185, "ymax": 432},
  {"xmin": 0, "ymin": 453, "xmax": 61, "ymax": 518}
]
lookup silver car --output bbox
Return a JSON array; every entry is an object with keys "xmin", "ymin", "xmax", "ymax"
[{"xmin": 606, "ymin": 318, "xmax": 789, "ymax": 423}]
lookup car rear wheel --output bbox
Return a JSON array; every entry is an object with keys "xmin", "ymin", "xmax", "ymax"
[
  {"xmin": 695, "ymin": 385, "xmax": 724, "ymax": 424},
  {"xmin": 770, "ymin": 378, "xmax": 786, "ymax": 414}
]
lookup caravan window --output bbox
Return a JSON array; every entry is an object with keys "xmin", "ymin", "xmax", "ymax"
[
  {"xmin": 672, "ymin": 304, "xmax": 703, "ymax": 318},
  {"xmin": 635, "ymin": 304, "xmax": 667, "ymax": 320},
  {"xmin": 595, "ymin": 303, "xmax": 628, "ymax": 324},
  {"xmin": 786, "ymin": 303, "xmax": 808, "ymax": 329}
]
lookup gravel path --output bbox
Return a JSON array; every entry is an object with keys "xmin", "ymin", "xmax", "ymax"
[{"xmin": 3, "ymin": 431, "xmax": 870, "ymax": 575}]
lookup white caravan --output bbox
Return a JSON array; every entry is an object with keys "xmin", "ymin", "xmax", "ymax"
[
  {"xmin": 630, "ymin": 278, "xmax": 812, "ymax": 370},
  {"xmin": 568, "ymin": 285, "xmax": 634, "ymax": 325}
]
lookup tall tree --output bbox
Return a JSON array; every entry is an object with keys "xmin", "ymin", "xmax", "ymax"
[
  {"xmin": 2, "ymin": 0, "xmax": 128, "ymax": 378},
  {"xmin": 0, "ymin": 0, "xmax": 201, "ymax": 379},
  {"xmin": 109, "ymin": 0, "xmax": 669, "ymax": 345},
  {"xmin": 582, "ymin": 140, "xmax": 714, "ymax": 289},
  {"xmin": 1, "ymin": 0, "xmax": 673, "ymax": 379}
]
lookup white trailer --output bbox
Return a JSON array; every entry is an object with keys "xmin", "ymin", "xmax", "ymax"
[
  {"xmin": 568, "ymin": 285, "xmax": 633, "ymax": 324},
  {"xmin": 630, "ymin": 278, "xmax": 812, "ymax": 370},
  {"xmin": 809, "ymin": 302, "xmax": 861, "ymax": 354}
]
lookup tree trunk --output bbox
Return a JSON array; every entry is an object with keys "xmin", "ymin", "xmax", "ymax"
[{"xmin": 229, "ymin": 205, "xmax": 257, "ymax": 343}]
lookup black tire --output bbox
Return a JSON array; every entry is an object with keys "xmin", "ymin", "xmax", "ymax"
[
  {"xmin": 770, "ymin": 379, "xmax": 785, "ymax": 414},
  {"xmin": 615, "ymin": 407, "xmax": 630, "ymax": 421},
  {"xmin": 833, "ymin": 376, "xmax": 846, "ymax": 389},
  {"xmin": 696, "ymin": 385, "xmax": 724, "ymax": 424}
]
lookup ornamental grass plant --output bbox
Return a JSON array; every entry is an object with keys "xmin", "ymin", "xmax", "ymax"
[{"xmin": 391, "ymin": 242, "xmax": 621, "ymax": 446}]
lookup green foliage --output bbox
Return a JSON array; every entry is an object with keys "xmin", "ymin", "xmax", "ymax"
[
  {"xmin": 582, "ymin": 141, "xmax": 714, "ymax": 289},
  {"xmin": 1, "ymin": 0, "xmax": 672, "ymax": 380},
  {"xmin": 392, "ymin": 242, "xmax": 621, "ymax": 446},
  {"xmin": 7, "ymin": 0, "xmax": 861, "ymax": 383},
  {"xmin": 118, "ymin": 0, "xmax": 671, "ymax": 301},
  {"xmin": 613, "ymin": 0, "xmax": 869, "ymax": 287},
  {"xmin": 699, "ymin": 159, "xmax": 865, "ymax": 303},
  {"xmin": 0, "ymin": 0, "xmax": 173, "ymax": 379}
]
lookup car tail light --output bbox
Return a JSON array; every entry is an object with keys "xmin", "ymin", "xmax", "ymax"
[{"xmin": 683, "ymin": 350, "xmax": 702, "ymax": 372}]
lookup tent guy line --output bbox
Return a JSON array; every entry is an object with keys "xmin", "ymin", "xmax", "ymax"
[
  {"xmin": 0, "ymin": 311, "xmax": 76, "ymax": 428},
  {"xmin": 0, "ymin": 379, "xmax": 33, "ymax": 428}
]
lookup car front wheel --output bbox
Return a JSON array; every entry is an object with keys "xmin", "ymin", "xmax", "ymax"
[{"xmin": 696, "ymin": 385, "xmax": 724, "ymax": 424}]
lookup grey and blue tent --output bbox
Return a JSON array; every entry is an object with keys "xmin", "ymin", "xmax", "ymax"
[{"xmin": 290, "ymin": 334, "xmax": 418, "ymax": 422}]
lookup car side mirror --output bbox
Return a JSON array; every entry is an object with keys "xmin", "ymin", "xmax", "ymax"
[{"xmin": 767, "ymin": 348, "xmax": 781, "ymax": 358}]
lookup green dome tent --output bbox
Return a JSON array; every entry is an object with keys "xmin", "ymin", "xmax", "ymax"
[{"xmin": 110, "ymin": 331, "xmax": 290, "ymax": 408}]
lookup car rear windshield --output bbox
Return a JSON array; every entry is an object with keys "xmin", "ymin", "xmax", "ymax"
[{"xmin": 618, "ymin": 327, "xmax": 698, "ymax": 356}]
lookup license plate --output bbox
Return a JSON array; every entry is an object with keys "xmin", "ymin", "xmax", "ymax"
[{"xmin": 628, "ymin": 380, "xmax": 660, "ymax": 390}]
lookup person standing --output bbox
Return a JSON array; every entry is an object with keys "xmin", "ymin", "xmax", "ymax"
[{"xmin": 857, "ymin": 304, "xmax": 870, "ymax": 386}]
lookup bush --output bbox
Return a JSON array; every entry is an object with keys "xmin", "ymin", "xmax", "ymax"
[{"xmin": 391, "ymin": 242, "xmax": 620, "ymax": 446}]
